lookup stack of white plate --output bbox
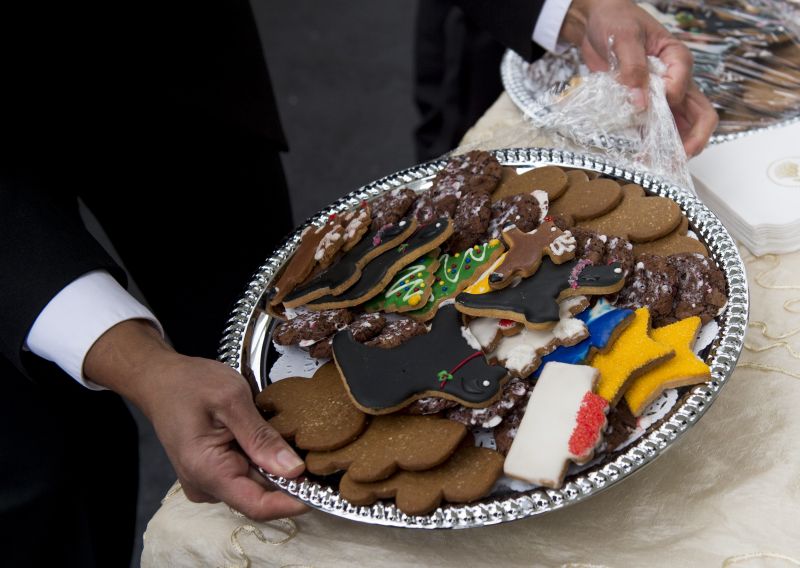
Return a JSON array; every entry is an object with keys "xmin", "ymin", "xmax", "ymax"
[{"xmin": 690, "ymin": 120, "xmax": 800, "ymax": 256}]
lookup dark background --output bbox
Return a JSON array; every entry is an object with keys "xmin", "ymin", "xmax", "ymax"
[{"xmin": 130, "ymin": 2, "xmax": 418, "ymax": 565}]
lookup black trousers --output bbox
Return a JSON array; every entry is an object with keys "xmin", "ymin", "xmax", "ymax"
[{"xmin": 0, "ymin": 127, "xmax": 293, "ymax": 566}]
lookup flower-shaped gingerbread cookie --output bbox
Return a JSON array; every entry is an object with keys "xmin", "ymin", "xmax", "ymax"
[
  {"xmin": 255, "ymin": 363, "xmax": 367, "ymax": 451},
  {"xmin": 338, "ymin": 445, "xmax": 505, "ymax": 515},
  {"xmin": 491, "ymin": 165, "xmax": 569, "ymax": 203},
  {"xmin": 547, "ymin": 177, "xmax": 624, "ymax": 226},
  {"xmin": 305, "ymin": 415, "xmax": 466, "ymax": 482},
  {"xmin": 578, "ymin": 184, "xmax": 682, "ymax": 243}
]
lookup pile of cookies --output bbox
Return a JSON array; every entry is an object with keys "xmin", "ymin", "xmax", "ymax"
[{"xmin": 256, "ymin": 151, "xmax": 726, "ymax": 515}]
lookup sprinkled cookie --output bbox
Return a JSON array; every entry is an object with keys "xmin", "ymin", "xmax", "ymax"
[
  {"xmin": 488, "ymin": 220, "xmax": 576, "ymax": 289},
  {"xmin": 256, "ymin": 363, "xmax": 367, "ymax": 451},
  {"xmin": 364, "ymin": 317, "xmax": 428, "ymax": 349},
  {"xmin": 348, "ymin": 312, "xmax": 387, "ymax": 343},
  {"xmin": 372, "ymin": 188, "xmax": 417, "ymax": 231},
  {"xmin": 431, "ymin": 150, "xmax": 503, "ymax": 198},
  {"xmin": 407, "ymin": 239, "xmax": 504, "ymax": 321},
  {"xmin": 624, "ymin": 316, "xmax": 711, "ymax": 416},
  {"xmin": 406, "ymin": 396, "xmax": 458, "ymax": 415},
  {"xmin": 456, "ymin": 257, "xmax": 626, "ymax": 330},
  {"xmin": 493, "ymin": 401, "xmax": 527, "ymax": 455},
  {"xmin": 491, "ymin": 165, "xmax": 569, "ymax": 203},
  {"xmin": 339, "ymin": 445, "xmax": 505, "ymax": 515},
  {"xmin": 305, "ymin": 415, "xmax": 467, "ymax": 482},
  {"xmin": 307, "ymin": 218, "xmax": 453, "ymax": 310},
  {"xmin": 548, "ymin": 178, "xmax": 624, "ymax": 227},
  {"xmin": 666, "ymin": 253, "xmax": 726, "ymax": 325},
  {"xmin": 632, "ymin": 217, "xmax": 708, "ymax": 257},
  {"xmin": 591, "ymin": 308, "xmax": 675, "ymax": 405},
  {"xmin": 332, "ymin": 305, "xmax": 509, "ymax": 414},
  {"xmin": 339, "ymin": 202, "xmax": 373, "ymax": 251},
  {"xmin": 488, "ymin": 190, "xmax": 548, "ymax": 238},
  {"xmin": 447, "ymin": 190, "xmax": 492, "ymax": 252},
  {"xmin": 504, "ymin": 362, "xmax": 608, "ymax": 488},
  {"xmin": 446, "ymin": 377, "xmax": 530, "ymax": 429},
  {"xmin": 616, "ymin": 255, "xmax": 679, "ymax": 324},
  {"xmin": 577, "ymin": 184, "xmax": 682, "ymax": 243},
  {"xmin": 364, "ymin": 252, "xmax": 440, "ymax": 313},
  {"xmin": 272, "ymin": 309, "xmax": 353, "ymax": 347},
  {"xmin": 267, "ymin": 221, "xmax": 341, "ymax": 317},
  {"xmin": 283, "ymin": 217, "xmax": 418, "ymax": 308},
  {"xmin": 571, "ymin": 227, "xmax": 635, "ymax": 277}
]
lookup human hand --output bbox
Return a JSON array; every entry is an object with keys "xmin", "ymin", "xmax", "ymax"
[
  {"xmin": 85, "ymin": 320, "xmax": 308, "ymax": 521},
  {"xmin": 559, "ymin": 0, "xmax": 718, "ymax": 156}
]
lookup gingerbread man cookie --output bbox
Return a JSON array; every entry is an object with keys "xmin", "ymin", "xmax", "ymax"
[
  {"xmin": 332, "ymin": 305, "xmax": 509, "ymax": 414},
  {"xmin": 488, "ymin": 220, "xmax": 577, "ymax": 290},
  {"xmin": 577, "ymin": 184, "xmax": 682, "ymax": 243},
  {"xmin": 256, "ymin": 363, "xmax": 367, "ymax": 451},
  {"xmin": 305, "ymin": 415, "xmax": 466, "ymax": 482},
  {"xmin": 339, "ymin": 445, "xmax": 505, "ymax": 515},
  {"xmin": 504, "ymin": 362, "xmax": 608, "ymax": 488}
]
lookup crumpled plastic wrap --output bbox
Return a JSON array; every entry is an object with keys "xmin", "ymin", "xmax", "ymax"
[{"xmin": 528, "ymin": 52, "xmax": 696, "ymax": 192}]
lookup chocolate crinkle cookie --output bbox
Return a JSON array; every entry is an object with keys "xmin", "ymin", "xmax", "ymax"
[
  {"xmin": 571, "ymin": 227, "xmax": 635, "ymax": 277},
  {"xmin": 273, "ymin": 309, "xmax": 353, "ymax": 346},
  {"xmin": 431, "ymin": 150, "xmax": 503, "ymax": 199},
  {"xmin": 349, "ymin": 312, "xmax": 387, "ymax": 343},
  {"xmin": 447, "ymin": 191, "xmax": 492, "ymax": 252},
  {"xmin": 604, "ymin": 401, "xmax": 638, "ymax": 452},
  {"xmin": 413, "ymin": 191, "xmax": 459, "ymax": 225},
  {"xmin": 365, "ymin": 317, "xmax": 428, "ymax": 349},
  {"xmin": 493, "ymin": 400, "xmax": 528, "ymax": 456},
  {"xmin": 666, "ymin": 253, "xmax": 726, "ymax": 325},
  {"xmin": 487, "ymin": 194, "xmax": 542, "ymax": 238},
  {"xmin": 406, "ymin": 397, "xmax": 458, "ymax": 415},
  {"xmin": 371, "ymin": 187, "xmax": 417, "ymax": 231},
  {"xmin": 615, "ymin": 254, "xmax": 679, "ymax": 324},
  {"xmin": 446, "ymin": 378, "xmax": 529, "ymax": 430},
  {"xmin": 307, "ymin": 338, "xmax": 333, "ymax": 359}
]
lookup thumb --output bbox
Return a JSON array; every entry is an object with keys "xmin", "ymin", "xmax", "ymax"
[
  {"xmin": 613, "ymin": 32, "xmax": 650, "ymax": 110},
  {"xmin": 225, "ymin": 399, "xmax": 305, "ymax": 478}
]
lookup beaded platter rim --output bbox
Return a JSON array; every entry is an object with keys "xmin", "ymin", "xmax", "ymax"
[
  {"xmin": 500, "ymin": 49, "xmax": 800, "ymax": 146},
  {"xmin": 218, "ymin": 147, "xmax": 749, "ymax": 529}
]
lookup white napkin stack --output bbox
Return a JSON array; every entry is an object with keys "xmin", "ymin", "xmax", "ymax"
[{"xmin": 690, "ymin": 120, "xmax": 800, "ymax": 255}]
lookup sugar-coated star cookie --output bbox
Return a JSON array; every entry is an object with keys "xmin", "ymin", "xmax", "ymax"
[
  {"xmin": 624, "ymin": 316, "xmax": 711, "ymax": 416},
  {"xmin": 591, "ymin": 307, "xmax": 675, "ymax": 405}
]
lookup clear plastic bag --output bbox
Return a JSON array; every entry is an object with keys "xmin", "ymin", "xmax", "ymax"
[{"xmin": 528, "ymin": 52, "xmax": 695, "ymax": 192}]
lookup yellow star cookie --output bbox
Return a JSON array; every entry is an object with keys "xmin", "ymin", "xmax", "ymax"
[
  {"xmin": 592, "ymin": 307, "xmax": 674, "ymax": 405},
  {"xmin": 624, "ymin": 316, "xmax": 711, "ymax": 416}
]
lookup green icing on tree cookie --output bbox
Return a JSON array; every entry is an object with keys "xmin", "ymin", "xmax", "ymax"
[
  {"xmin": 408, "ymin": 238, "xmax": 504, "ymax": 319},
  {"xmin": 364, "ymin": 253, "xmax": 440, "ymax": 313}
]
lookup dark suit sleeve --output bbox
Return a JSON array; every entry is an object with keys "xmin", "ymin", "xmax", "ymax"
[
  {"xmin": 0, "ymin": 189, "xmax": 127, "ymax": 376},
  {"xmin": 454, "ymin": 0, "xmax": 547, "ymax": 62}
]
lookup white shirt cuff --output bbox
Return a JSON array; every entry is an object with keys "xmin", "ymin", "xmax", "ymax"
[
  {"xmin": 532, "ymin": 0, "xmax": 574, "ymax": 54},
  {"xmin": 25, "ymin": 270, "xmax": 164, "ymax": 390}
]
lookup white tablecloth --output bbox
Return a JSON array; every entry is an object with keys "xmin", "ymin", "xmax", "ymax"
[{"xmin": 142, "ymin": 94, "xmax": 800, "ymax": 568}]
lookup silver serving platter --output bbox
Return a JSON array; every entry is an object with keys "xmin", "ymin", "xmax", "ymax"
[
  {"xmin": 501, "ymin": 49, "xmax": 800, "ymax": 145},
  {"xmin": 218, "ymin": 147, "xmax": 748, "ymax": 529}
]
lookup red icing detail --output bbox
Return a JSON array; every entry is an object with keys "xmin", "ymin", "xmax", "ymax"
[
  {"xmin": 544, "ymin": 215, "xmax": 554, "ymax": 222},
  {"xmin": 498, "ymin": 319, "xmax": 515, "ymax": 328},
  {"xmin": 568, "ymin": 392, "xmax": 608, "ymax": 458},
  {"xmin": 449, "ymin": 351, "xmax": 483, "ymax": 375}
]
